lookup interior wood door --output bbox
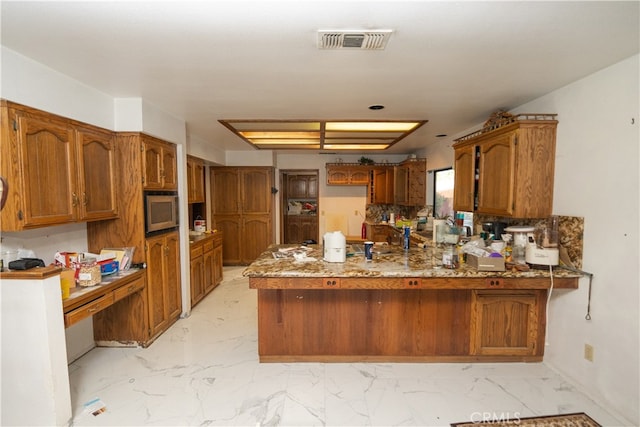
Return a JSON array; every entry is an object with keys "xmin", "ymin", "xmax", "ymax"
[
  {"xmin": 76, "ymin": 126, "xmax": 118, "ymax": 221},
  {"xmin": 17, "ymin": 112, "xmax": 77, "ymax": 227}
]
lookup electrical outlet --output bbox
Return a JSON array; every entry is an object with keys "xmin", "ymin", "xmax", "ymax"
[
  {"xmin": 354, "ymin": 210, "xmax": 359, "ymax": 216},
  {"xmin": 584, "ymin": 343, "xmax": 594, "ymax": 362}
]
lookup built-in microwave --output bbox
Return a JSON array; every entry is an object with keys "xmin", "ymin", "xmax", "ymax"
[{"xmin": 144, "ymin": 192, "xmax": 179, "ymax": 235}]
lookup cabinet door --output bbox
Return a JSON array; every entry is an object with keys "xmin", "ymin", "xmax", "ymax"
[
  {"xmin": 211, "ymin": 168, "xmax": 239, "ymax": 214},
  {"xmin": 407, "ymin": 160, "xmax": 426, "ymax": 206},
  {"xmin": 193, "ymin": 161, "xmax": 205, "ymax": 202},
  {"xmin": 16, "ymin": 112, "xmax": 77, "ymax": 227},
  {"xmin": 307, "ymin": 175, "xmax": 318, "ymax": 198},
  {"xmin": 300, "ymin": 216, "xmax": 318, "ymax": 242},
  {"xmin": 215, "ymin": 215, "xmax": 241, "ymax": 265},
  {"xmin": 470, "ymin": 291, "xmax": 540, "ymax": 356},
  {"xmin": 143, "ymin": 139, "xmax": 163, "ymax": 189},
  {"xmin": 186, "ymin": 160, "xmax": 194, "ymax": 203},
  {"xmin": 76, "ymin": 127, "xmax": 118, "ymax": 220},
  {"xmin": 146, "ymin": 236, "xmax": 169, "ymax": 337},
  {"xmin": 453, "ymin": 145, "xmax": 475, "ymax": 212},
  {"xmin": 285, "ymin": 216, "xmax": 301, "ymax": 244},
  {"xmin": 213, "ymin": 237, "xmax": 223, "ymax": 286},
  {"xmin": 203, "ymin": 247, "xmax": 215, "ymax": 294},
  {"xmin": 477, "ymin": 133, "xmax": 515, "ymax": 216},
  {"xmin": 242, "ymin": 215, "xmax": 272, "ymax": 263},
  {"xmin": 162, "ymin": 143, "xmax": 177, "ymax": 190},
  {"xmin": 288, "ymin": 175, "xmax": 308, "ymax": 199},
  {"xmin": 164, "ymin": 231, "xmax": 182, "ymax": 320},
  {"xmin": 349, "ymin": 168, "xmax": 370, "ymax": 185},
  {"xmin": 242, "ymin": 168, "xmax": 272, "ymax": 214},
  {"xmin": 394, "ymin": 166, "xmax": 408, "ymax": 205},
  {"xmin": 326, "ymin": 166, "xmax": 348, "ymax": 184},
  {"xmin": 190, "ymin": 252, "xmax": 205, "ymax": 307},
  {"xmin": 371, "ymin": 168, "xmax": 389, "ymax": 204}
]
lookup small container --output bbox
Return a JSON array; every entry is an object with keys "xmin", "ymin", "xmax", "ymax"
[
  {"xmin": 403, "ymin": 226, "xmax": 411, "ymax": 250},
  {"xmin": 442, "ymin": 245, "xmax": 459, "ymax": 269},
  {"xmin": 364, "ymin": 241, "xmax": 374, "ymax": 261},
  {"xmin": 77, "ymin": 257, "xmax": 101, "ymax": 287}
]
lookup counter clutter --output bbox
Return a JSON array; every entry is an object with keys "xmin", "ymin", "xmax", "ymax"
[{"xmin": 243, "ymin": 243, "xmax": 580, "ymax": 281}]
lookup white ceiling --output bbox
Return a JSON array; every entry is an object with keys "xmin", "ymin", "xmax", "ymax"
[{"xmin": 1, "ymin": 1, "xmax": 638, "ymax": 154}]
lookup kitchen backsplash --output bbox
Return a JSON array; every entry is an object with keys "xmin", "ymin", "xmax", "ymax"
[{"xmin": 475, "ymin": 214, "xmax": 585, "ymax": 269}]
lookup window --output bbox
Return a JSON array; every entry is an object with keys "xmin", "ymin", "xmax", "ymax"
[{"xmin": 433, "ymin": 168, "xmax": 455, "ymax": 219}]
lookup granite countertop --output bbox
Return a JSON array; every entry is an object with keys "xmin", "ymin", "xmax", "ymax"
[{"xmin": 242, "ymin": 244, "xmax": 582, "ymax": 279}]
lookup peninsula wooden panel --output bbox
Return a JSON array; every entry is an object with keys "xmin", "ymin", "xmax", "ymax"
[{"xmin": 257, "ymin": 288, "xmax": 473, "ymax": 359}]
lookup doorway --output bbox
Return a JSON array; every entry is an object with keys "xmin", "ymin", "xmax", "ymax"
[{"xmin": 280, "ymin": 170, "xmax": 319, "ymax": 244}]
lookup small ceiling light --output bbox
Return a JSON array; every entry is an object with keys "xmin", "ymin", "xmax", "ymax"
[{"xmin": 369, "ymin": 105, "xmax": 385, "ymax": 110}]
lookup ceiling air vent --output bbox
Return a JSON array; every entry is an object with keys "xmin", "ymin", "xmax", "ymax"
[{"xmin": 318, "ymin": 30, "xmax": 392, "ymax": 50}]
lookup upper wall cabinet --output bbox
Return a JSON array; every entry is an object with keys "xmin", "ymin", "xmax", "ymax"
[
  {"xmin": 394, "ymin": 158, "xmax": 426, "ymax": 207},
  {"xmin": 187, "ymin": 155, "xmax": 205, "ymax": 203},
  {"xmin": 326, "ymin": 164, "xmax": 371, "ymax": 185},
  {"xmin": 0, "ymin": 100, "xmax": 118, "ymax": 231},
  {"xmin": 143, "ymin": 135, "xmax": 177, "ymax": 190},
  {"xmin": 453, "ymin": 115, "xmax": 558, "ymax": 218}
]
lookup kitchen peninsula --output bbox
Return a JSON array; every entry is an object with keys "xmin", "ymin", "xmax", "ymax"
[{"xmin": 244, "ymin": 244, "xmax": 579, "ymax": 363}]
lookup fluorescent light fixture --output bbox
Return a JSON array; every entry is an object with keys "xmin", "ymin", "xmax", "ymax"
[{"xmin": 219, "ymin": 119, "xmax": 427, "ymax": 151}]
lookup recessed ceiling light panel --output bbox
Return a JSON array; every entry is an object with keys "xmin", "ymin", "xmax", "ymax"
[{"xmin": 219, "ymin": 119, "xmax": 427, "ymax": 151}]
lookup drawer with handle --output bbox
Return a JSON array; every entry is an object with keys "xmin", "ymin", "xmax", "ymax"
[
  {"xmin": 113, "ymin": 276, "xmax": 145, "ymax": 303},
  {"xmin": 64, "ymin": 293, "xmax": 114, "ymax": 327}
]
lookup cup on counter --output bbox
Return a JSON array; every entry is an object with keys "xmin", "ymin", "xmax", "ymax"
[{"xmin": 364, "ymin": 241, "xmax": 374, "ymax": 261}]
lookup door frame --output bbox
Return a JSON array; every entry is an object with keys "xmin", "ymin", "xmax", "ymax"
[{"xmin": 279, "ymin": 169, "xmax": 319, "ymax": 244}]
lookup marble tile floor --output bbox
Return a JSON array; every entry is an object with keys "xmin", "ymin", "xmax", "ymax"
[{"xmin": 69, "ymin": 267, "xmax": 626, "ymax": 426}]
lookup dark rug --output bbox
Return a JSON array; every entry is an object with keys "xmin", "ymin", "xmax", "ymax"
[{"xmin": 451, "ymin": 412, "xmax": 601, "ymax": 427}]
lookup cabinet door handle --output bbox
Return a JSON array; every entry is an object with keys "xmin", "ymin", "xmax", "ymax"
[
  {"xmin": 72, "ymin": 193, "xmax": 79, "ymax": 207},
  {"xmin": 83, "ymin": 193, "xmax": 89, "ymax": 206}
]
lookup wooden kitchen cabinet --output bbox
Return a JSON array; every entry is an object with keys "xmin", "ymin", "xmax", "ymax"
[
  {"xmin": 470, "ymin": 290, "xmax": 543, "ymax": 357},
  {"xmin": 285, "ymin": 215, "xmax": 318, "ymax": 244},
  {"xmin": 145, "ymin": 231, "xmax": 182, "ymax": 339},
  {"xmin": 187, "ymin": 155, "xmax": 205, "ymax": 203},
  {"xmin": 189, "ymin": 232, "xmax": 224, "ymax": 308},
  {"xmin": 370, "ymin": 166, "xmax": 395, "ymax": 204},
  {"xmin": 287, "ymin": 174, "xmax": 317, "ymax": 198},
  {"xmin": 394, "ymin": 159, "xmax": 426, "ymax": 206},
  {"xmin": 366, "ymin": 223, "xmax": 392, "ymax": 243},
  {"xmin": 190, "ymin": 244, "xmax": 205, "ymax": 306},
  {"xmin": 87, "ymin": 132, "xmax": 182, "ymax": 347},
  {"xmin": 452, "ymin": 144, "xmax": 476, "ymax": 212},
  {"xmin": 326, "ymin": 164, "xmax": 371, "ymax": 185},
  {"xmin": 211, "ymin": 167, "xmax": 274, "ymax": 265},
  {"xmin": 453, "ymin": 115, "xmax": 557, "ymax": 217},
  {"xmin": 143, "ymin": 135, "xmax": 177, "ymax": 190},
  {"xmin": 0, "ymin": 100, "xmax": 118, "ymax": 231}
]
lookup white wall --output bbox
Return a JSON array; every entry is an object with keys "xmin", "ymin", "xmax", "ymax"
[
  {"xmin": 513, "ymin": 55, "xmax": 639, "ymax": 425},
  {"xmin": 422, "ymin": 55, "xmax": 639, "ymax": 424}
]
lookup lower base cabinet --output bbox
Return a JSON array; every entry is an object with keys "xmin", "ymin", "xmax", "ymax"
[
  {"xmin": 190, "ymin": 233, "xmax": 223, "ymax": 308},
  {"xmin": 470, "ymin": 290, "xmax": 542, "ymax": 356},
  {"xmin": 146, "ymin": 231, "xmax": 182, "ymax": 339}
]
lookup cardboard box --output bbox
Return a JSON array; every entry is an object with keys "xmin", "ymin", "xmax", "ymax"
[{"xmin": 466, "ymin": 253, "xmax": 505, "ymax": 272}]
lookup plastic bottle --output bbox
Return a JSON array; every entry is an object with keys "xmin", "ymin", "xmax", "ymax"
[{"xmin": 403, "ymin": 226, "xmax": 410, "ymax": 250}]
